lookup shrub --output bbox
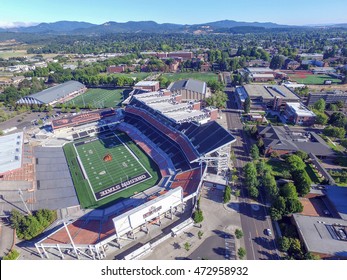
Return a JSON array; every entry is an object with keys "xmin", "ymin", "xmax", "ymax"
[{"xmin": 3, "ymin": 249, "xmax": 20, "ymax": 260}]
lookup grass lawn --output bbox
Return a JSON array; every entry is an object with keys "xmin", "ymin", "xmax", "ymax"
[
  {"xmin": 265, "ymin": 158, "xmax": 289, "ymax": 178},
  {"xmin": 64, "ymin": 130, "xmax": 161, "ymax": 209},
  {"xmin": 99, "ymin": 72, "xmax": 151, "ymax": 80},
  {"xmin": 288, "ymin": 74, "xmax": 341, "ymax": 85},
  {"xmin": 65, "ymin": 88, "xmax": 125, "ymax": 108},
  {"xmin": 163, "ymin": 72, "xmax": 219, "ymax": 83}
]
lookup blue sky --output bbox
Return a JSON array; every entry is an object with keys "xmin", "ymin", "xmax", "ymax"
[{"xmin": 1, "ymin": 0, "xmax": 346, "ymax": 27}]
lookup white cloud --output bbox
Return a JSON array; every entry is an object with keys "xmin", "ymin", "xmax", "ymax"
[{"xmin": 0, "ymin": 21, "xmax": 39, "ymax": 28}]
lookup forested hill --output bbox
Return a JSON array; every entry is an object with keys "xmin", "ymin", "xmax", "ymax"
[{"xmin": 0, "ymin": 19, "xmax": 324, "ymax": 35}]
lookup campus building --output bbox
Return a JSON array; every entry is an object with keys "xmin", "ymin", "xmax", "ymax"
[
  {"xmin": 16, "ymin": 81, "xmax": 87, "ymax": 106},
  {"xmin": 284, "ymin": 102, "xmax": 316, "ymax": 126},
  {"xmin": 236, "ymin": 84, "xmax": 300, "ymax": 111}
]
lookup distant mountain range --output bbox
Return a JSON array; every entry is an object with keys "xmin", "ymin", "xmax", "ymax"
[{"xmin": 0, "ymin": 20, "xmax": 346, "ymax": 34}]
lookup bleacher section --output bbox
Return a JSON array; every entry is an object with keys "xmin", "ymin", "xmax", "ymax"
[
  {"xmin": 52, "ymin": 108, "xmax": 117, "ymax": 130},
  {"xmin": 117, "ymin": 122, "xmax": 175, "ymax": 177},
  {"xmin": 125, "ymin": 106, "xmax": 199, "ymax": 163},
  {"xmin": 169, "ymin": 167, "xmax": 204, "ymax": 198},
  {"xmin": 124, "ymin": 112, "xmax": 192, "ymax": 171},
  {"xmin": 177, "ymin": 121, "xmax": 235, "ymax": 155}
]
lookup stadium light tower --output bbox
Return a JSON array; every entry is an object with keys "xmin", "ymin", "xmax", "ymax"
[{"xmin": 18, "ymin": 189, "xmax": 32, "ymax": 215}]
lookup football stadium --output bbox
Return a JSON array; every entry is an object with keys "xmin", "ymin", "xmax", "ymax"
[{"xmin": 26, "ymin": 85, "xmax": 236, "ymax": 260}]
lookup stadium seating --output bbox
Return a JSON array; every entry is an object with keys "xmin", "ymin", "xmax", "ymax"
[{"xmin": 124, "ymin": 113, "xmax": 191, "ymax": 171}]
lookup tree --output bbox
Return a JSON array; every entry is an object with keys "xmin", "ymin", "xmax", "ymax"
[
  {"xmin": 323, "ymin": 125, "xmax": 346, "ymax": 139},
  {"xmin": 286, "ymin": 198, "xmax": 303, "ymax": 213},
  {"xmin": 0, "ymin": 130, "xmax": 3, "ymax": 136},
  {"xmin": 243, "ymin": 162, "xmax": 258, "ymax": 189},
  {"xmin": 248, "ymin": 186, "xmax": 259, "ymax": 198},
  {"xmin": 198, "ymin": 230, "xmax": 204, "ymax": 240},
  {"xmin": 315, "ymin": 112, "xmax": 328, "ymax": 125},
  {"xmin": 223, "ymin": 185, "xmax": 231, "ymax": 203},
  {"xmin": 292, "ymin": 169, "xmax": 311, "ymax": 196},
  {"xmin": 193, "ymin": 209, "xmax": 204, "ymax": 224},
  {"xmin": 244, "ymin": 97, "xmax": 251, "ymax": 113},
  {"xmin": 184, "ymin": 242, "xmax": 191, "ymax": 251},
  {"xmin": 205, "ymin": 91, "xmax": 228, "ymax": 109},
  {"xmin": 250, "ymin": 144, "xmax": 260, "ymax": 160},
  {"xmin": 294, "ymin": 150, "xmax": 308, "ymax": 161},
  {"xmin": 341, "ymin": 139, "xmax": 347, "ymax": 150},
  {"xmin": 313, "ymin": 98, "xmax": 326, "ymax": 112},
  {"xmin": 278, "ymin": 236, "xmax": 291, "ymax": 252},
  {"xmin": 237, "ymin": 247, "xmax": 246, "ymax": 259},
  {"xmin": 285, "ymin": 154, "xmax": 306, "ymax": 172},
  {"xmin": 263, "ymin": 171, "xmax": 278, "ymax": 200},
  {"xmin": 256, "ymin": 159, "xmax": 267, "ymax": 177},
  {"xmin": 270, "ymin": 55, "xmax": 285, "ymax": 70},
  {"xmin": 235, "ymin": 229, "xmax": 244, "ymax": 239},
  {"xmin": 328, "ymin": 112, "xmax": 347, "ymax": 128},
  {"xmin": 280, "ymin": 182, "xmax": 298, "ymax": 200},
  {"xmin": 3, "ymin": 249, "xmax": 20, "ymax": 260},
  {"xmin": 207, "ymin": 80, "xmax": 224, "ymax": 92}
]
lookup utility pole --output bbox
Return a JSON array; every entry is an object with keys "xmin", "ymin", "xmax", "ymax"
[{"xmin": 18, "ymin": 189, "xmax": 32, "ymax": 215}]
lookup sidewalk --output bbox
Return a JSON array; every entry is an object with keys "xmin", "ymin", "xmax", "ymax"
[
  {"xmin": 143, "ymin": 185, "xmax": 245, "ymax": 260},
  {"xmin": 0, "ymin": 220, "xmax": 14, "ymax": 258}
]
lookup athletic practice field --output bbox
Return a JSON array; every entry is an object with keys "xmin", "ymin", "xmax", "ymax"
[
  {"xmin": 288, "ymin": 73, "xmax": 341, "ymax": 85},
  {"xmin": 163, "ymin": 72, "xmax": 219, "ymax": 83},
  {"xmin": 66, "ymin": 88, "xmax": 125, "ymax": 108},
  {"xmin": 64, "ymin": 131, "xmax": 161, "ymax": 208}
]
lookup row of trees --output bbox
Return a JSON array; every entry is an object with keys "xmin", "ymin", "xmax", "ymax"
[{"xmin": 10, "ymin": 209, "xmax": 56, "ymax": 240}]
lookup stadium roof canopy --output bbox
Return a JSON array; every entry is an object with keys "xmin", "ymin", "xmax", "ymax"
[
  {"xmin": 16, "ymin": 81, "xmax": 85, "ymax": 105},
  {"xmin": 178, "ymin": 121, "xmax": 236, "ymax": 155},
  {"xmin": 0, "ymin": 132, "xmax": 23, "ymax": 174},
  {"xmin": 168, "ymin": 79, "xmax": 207, "ymax": 95}
]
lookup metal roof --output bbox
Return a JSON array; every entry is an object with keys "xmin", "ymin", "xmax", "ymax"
[
  {"xmin": 19, "ymin": 81, "xmax": 85, "ymax": 104},
  {"xmin": 168, "ymin": 79, "xmax": 206, "ymax": 95},
  {"xmin": 0, "ymin": 132, "xmax": 23, "ymax": 174}
]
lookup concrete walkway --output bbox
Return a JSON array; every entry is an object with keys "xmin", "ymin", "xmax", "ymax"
[{"xmin": 143, "ymin": 185, "xmax": 245, "ymax": 260}]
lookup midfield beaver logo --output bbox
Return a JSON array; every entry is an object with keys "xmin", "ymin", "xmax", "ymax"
[{"xmin": 103, "ymin": 154, "xmax": 112, "ymax": 162}]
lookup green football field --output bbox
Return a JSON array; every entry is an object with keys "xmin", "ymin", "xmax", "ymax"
[
  {"xmin": 65, "ymin": 88, "xmax": 126, "ymax": 108},
  {"xmin": 64, "ymin": 131, "xmax": 161, "ymax": 209}
]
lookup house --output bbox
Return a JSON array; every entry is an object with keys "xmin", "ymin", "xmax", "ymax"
[
  {"xmin": 200, "ymin": 62, "xmax": 211, "ymax": 72},
  {"xmin": 257, "ymin": 124, "xmax": 334, "ymax": 157},
  {"xmin": 107, "ymin": 65, "xmax": 125, "ymax": 73},
  {"xmin": 285, "ymin": 59, "xmax": 300, "ymax": 70},
  {"xmin": 284, "ymin": 103, "xmax": 316, "ymax": 126}
]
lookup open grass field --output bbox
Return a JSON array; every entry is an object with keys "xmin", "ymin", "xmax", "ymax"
[
  {"xmin": 288, "ymin": 73, "xmax": 341, "ymax": 85},
  {"xmin": 163, "ymin": 72, "xmax": 219, "ymax": 83},
  {"xmin": 64, "ymin": 130, "xmax": 161, "ymax": 209},
  {"xmin": 65, "ymin": 88, "xmax": 126, "ymax": 108}
]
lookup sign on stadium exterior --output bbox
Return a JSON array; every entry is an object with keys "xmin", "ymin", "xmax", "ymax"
[{"xmin": 113, "ymin": 187, "xmax": 183, "ymax": 238}]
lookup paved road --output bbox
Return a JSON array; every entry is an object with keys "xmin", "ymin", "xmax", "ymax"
[{"xmin": 225, "ymin": 89, "xmax": 280, "ymax": 260}]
